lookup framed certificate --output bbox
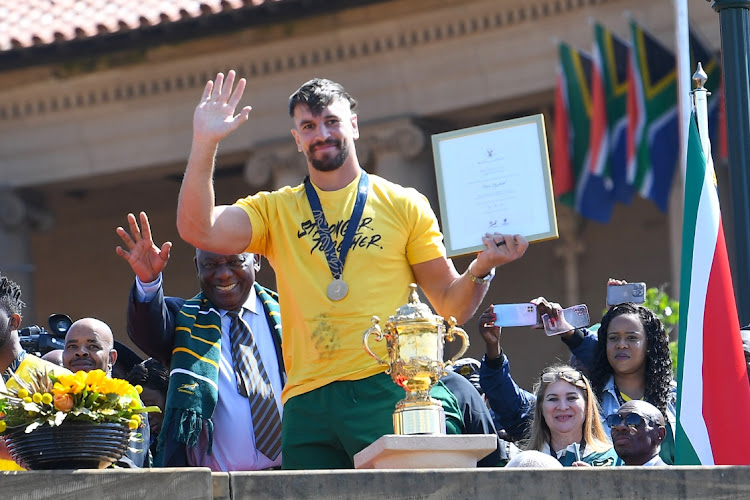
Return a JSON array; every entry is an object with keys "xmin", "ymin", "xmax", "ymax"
[{"xmin": 431, "ymin": 114, "xmax": 558, "ymax": 257}]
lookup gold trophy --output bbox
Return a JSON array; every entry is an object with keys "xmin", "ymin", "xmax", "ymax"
[{"xmin": 362, "ymin": 283, "xmax": 469, "ymax": 435}]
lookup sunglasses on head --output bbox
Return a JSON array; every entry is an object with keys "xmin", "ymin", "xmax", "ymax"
[
  {"xmin": 541, "ymin": 369, "xmax": 583, "ymax": 384},
  {"xmin": 605, "ymin": 412, "xmax": 647, "ymax": 429}
]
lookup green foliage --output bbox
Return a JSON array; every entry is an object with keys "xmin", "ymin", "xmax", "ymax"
[
  {"xmin": 644, "ymin": 286, "xmax": 679, "ymax": 336},
  {"xmin": 643, "ymin": 285, "xmax": 680, "ymax": 375}
]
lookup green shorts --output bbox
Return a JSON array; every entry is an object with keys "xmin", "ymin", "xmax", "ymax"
[{"xmin": 281, "ymin": 373, "xmax": 463, "ymax": 469}]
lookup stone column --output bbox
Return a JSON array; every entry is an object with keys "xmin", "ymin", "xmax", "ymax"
[
  {"xmin": 357, "ymin": 117, "xmax": 429, "ymax": 195},
  {"xmin": 0, "ymin": 189, "xmax": 54, "ymax": 323},
  {"xmin": 553, "ymin": 205, "xmax": 584, "ymax": 307}
]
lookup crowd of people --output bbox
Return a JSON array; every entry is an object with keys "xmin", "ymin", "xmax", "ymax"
[
  {"xmin": 477, "ymin": 295, "xmax": 677, "ymax": 468},
  {"xmin": 1, "ymin": 71, "xmax": 745, "ymax": 472}
]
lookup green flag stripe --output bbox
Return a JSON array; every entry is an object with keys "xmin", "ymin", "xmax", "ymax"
[{"xmin": 674, "ymin": 112, "xmax": 706, "ymax": 465}]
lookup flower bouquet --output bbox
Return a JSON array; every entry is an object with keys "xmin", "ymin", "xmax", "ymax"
[{"xmin": 0, "ymin": 368, "xmax": 160, "ymax": 469}]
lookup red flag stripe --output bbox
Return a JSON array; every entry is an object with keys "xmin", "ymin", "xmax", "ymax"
[
  {"xmin": 553, "ymin": 70, "xmax": 574, "ymax": 196},
  {"xmin": 702, "ymin": 219, "xmax": 750, "ymax": 464}
]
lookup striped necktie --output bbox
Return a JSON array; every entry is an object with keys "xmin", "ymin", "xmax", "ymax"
[{"xmin": 227, "ymin": 309, "xmax": 282, "ymax": 460}]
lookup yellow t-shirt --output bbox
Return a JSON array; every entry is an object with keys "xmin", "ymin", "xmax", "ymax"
[
  {"xmin": 5, "ymin": 354, "xmax": 71, "ymax": 391},
  {"xmin": 234, "ymin": 173, "xmax": 446, "ymax": 403}
]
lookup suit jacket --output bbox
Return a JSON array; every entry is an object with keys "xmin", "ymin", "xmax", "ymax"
[{"xmin": 126, "ymin": 281, "xmax": 284, "ymax": 467}]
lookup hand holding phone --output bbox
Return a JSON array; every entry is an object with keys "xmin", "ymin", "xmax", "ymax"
[
  {"xmin": 493, "ymin": 303, "xmax": 538, "ymax": 327},
  {"xmin": 606, "ymin": 282, "xmax": 646, "ymax": 306},
  {"xmin": 530, "ymin": 296, "xmax": 563, "ymax": 329},
  {"xmin": 542, "ymin": 304, "xmax": 590, "ymax": 336}
]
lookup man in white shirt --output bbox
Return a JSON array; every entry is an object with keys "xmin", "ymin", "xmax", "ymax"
[{"xmin": 117, "ymin": 212, "xmax": 284, "ymax": 471}]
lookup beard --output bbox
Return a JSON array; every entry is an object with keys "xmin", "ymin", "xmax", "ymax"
[{"xmin": 308, "ymin": 139, "xmax": 350, "ymax": 172}]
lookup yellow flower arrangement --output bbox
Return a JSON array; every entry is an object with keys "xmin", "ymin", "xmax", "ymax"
[{"xmin": 0, "ymin": 368, "xmax": 159, "ymax": 435}]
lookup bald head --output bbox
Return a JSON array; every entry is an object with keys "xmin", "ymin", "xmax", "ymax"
[
  {"xmin": 623, "ymin": 400, "xmax": 665, "ymax": 426},
  {"xmin": 609, "ymin": 400, "xmax": 666, "ymax": 465},
  {"xmin": 41, "ymin": 349, "xmax": 64, "ymax": 367},
  {"xmin": 63, "ymin": 318, "xmax": 117, "ymax": 374}
]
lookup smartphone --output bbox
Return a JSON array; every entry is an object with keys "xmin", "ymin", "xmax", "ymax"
[
  {"xmin": 606, "ymin": 282, "xmax": 647, "ymax": 306},
  {"xmin": 542, "ymin": 304, "xmax": 591, "ymax": 336},
  {"xmin": 493, "ymin": 303, "xmax": 538, "ymax": 327}
]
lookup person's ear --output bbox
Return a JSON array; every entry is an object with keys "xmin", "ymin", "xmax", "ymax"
[
  {"xmin": 109, "ymin": 349, "xmax": 118, "ymax": 368},
  {"xmin": 253, "ymin": 254, "xmax": 261, "ymax": 273},
  {"xmin": 656, "ymin": 425, "xmax": 667, "ymax": 443},
  {"xmin": 291, "ymin": 129, "xmax": 302, "ymax": 152},
  {"xmin": 351, "ymin": 113, "xmax": 359, "ymax": 140},
  {"xmin": 9, "ymin": 313, "xmax": 21, "ymax": 331}
]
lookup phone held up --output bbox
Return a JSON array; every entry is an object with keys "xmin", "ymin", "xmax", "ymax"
[
  {"xmin": 542, "ymin": 305, "xmax": 591, "ymax": 336},
  {"xmin": 606, "ymin": 282, "xmax": 647, "ymax": 306},
  {"xmin": 493, "ymin": 303, "xmax": 538, "ymax": 327}
]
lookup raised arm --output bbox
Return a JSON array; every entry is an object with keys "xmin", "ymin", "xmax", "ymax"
[
  {"xmin": 116, "ymin": 211, "xmax": 178, "ymax": 364},
  {"xmin": 476, "ymin": 307, "xmax": 535, "ymax": 440},
  {"xmin": 412, "ymin": 232, "xmax": 528, "ymax": 325},
  {"xmin": 176, "ymin": 70, "xmax": 254, "ymax": 254}
]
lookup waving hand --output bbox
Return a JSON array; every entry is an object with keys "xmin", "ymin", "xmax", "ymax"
[
  {"xmin": 193, "ymin": 70, "xmax": 253, "ymax": 143},
  {"xmin": 116, "ymin": 212, "xmax": 172, "ymax": 283}
]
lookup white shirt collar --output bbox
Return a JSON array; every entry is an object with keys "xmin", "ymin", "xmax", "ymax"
[
  {"xmin": 220, "ymin": 285, "xmax": 259, "ymax": 317},
  {"xmin": 642, "ymin": 454, "xmax": 663, "ymax": 466}
]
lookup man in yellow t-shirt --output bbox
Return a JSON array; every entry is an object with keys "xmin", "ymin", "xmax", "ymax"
[
  {"xmin": 175, "ymin": 75, "xmax": 529, "ymax": 468},
  {"xmin": 0, "ymin": 273, "xmax": 71, "ymax": 470}
]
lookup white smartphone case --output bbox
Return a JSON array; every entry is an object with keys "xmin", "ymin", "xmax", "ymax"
[{"xmin": 493, "ymin": 303, "xmax": 538, "ymax": 327}]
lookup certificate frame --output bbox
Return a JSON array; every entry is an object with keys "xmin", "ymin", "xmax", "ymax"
[{"xmin": 431, "ymin": 114, "xmax": 558, "ymax": 257}]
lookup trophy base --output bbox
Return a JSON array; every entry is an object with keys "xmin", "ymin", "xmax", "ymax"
[
  {"xmin": 353, "ymin": 434, "xmax": 498, "ymax": 469},
  {"xmin": 393, "ymin": 403, "xmax": 446, "ymax": 435}
]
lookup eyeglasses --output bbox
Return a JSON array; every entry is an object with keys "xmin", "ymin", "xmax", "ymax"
[
  {"xmin": 605, "ymin": 412, "xmax": 646, "ymax": 429},
  {"xmin": 541, "ymin": 369, "xmax": 583, "ymax": 384}
]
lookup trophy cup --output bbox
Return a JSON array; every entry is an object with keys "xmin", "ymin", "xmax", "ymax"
[{"xmin": 362, "ymin": 283, "xmax": 469, "ymax": 435}]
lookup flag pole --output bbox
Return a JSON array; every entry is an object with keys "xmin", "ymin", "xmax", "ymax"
[
  {"xmin": 692, "ymin": 63, "xmax": 711, "ymax": 157},
  {"xmin": 710, "ymin": 0, "xmax": 750, "ymax": 324},
  {"xmin": 672, "ymin": 0, "xmax": 691, "ymax": 296},
  {"xmin": 674, "ymin": 0, "xmax": 692, "ymax": 183}
]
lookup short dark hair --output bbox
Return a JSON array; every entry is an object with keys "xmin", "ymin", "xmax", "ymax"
[
  {"xmin": 0, "ymin": 274, "xmax": 24, "ymax": 317},
  {"xmin": 288, "ymin": 78, "xmax": 357, "ymax": 117},
  {"xmin": 126, "ymin": 358, "xmax": 169, "ymax": 393}
]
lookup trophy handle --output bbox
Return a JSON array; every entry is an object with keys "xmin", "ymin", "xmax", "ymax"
[
  {"xmin": 362, "ymin": 316, "xmax": 389, "ymax": 367},
  {"xmin": 444, "ymin": 316, "xmax": 470, "ymax": 367}
]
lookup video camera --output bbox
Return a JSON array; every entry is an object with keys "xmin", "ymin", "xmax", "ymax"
[{"xmin": 18, "ymin": 313, "xmax": 72, "ymax": 356}]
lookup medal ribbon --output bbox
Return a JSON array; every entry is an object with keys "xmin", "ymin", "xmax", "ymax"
[{"xmin": 304, "ymin": 170, "xmax": 370, "ymax": 281}]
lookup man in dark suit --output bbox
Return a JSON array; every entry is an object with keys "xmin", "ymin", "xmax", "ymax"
[
  {"xmin": 116, "ymin": 211, "xmax": 284, "ymax": 471},
  {"xmin": 608, "ymin": 400, "xmax": 668, "ymax": 466}
]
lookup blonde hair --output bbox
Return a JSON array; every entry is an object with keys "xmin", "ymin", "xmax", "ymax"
[{"xmin": 526, "ymin": 364, "xmax": 611, "ymax": 454}]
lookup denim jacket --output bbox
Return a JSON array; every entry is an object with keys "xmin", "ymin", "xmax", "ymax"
[{"xmin": 565, "ymin": 328, "xmax": 677, "ymax": 464}]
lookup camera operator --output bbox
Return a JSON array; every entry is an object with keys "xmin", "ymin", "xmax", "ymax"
[
  {"xmin": 0, "ymin": 275, "xmax": 70, "ymax": 388},
  {"xmin": 0, "ymin": 273, "xmax": 71, "ymax": 470}
]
